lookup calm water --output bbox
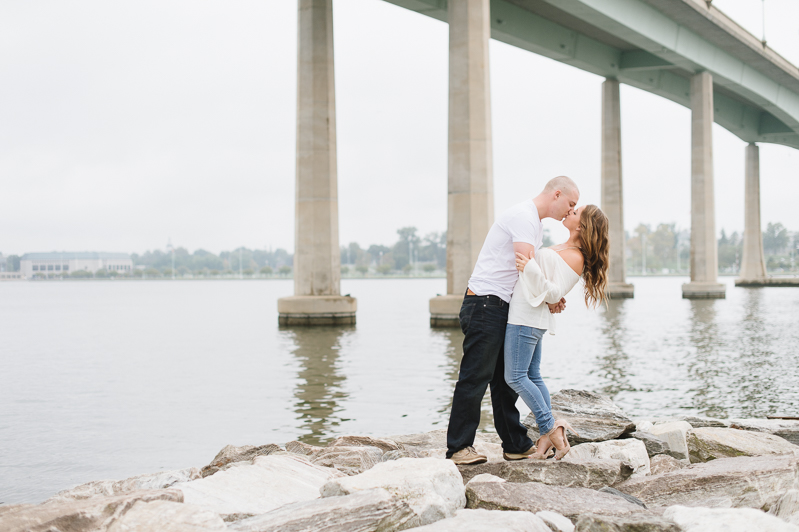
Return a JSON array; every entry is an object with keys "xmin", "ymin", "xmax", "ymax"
[{"xmin": 1, "ymin": 277, "xmax": 798, "ymax": 503}]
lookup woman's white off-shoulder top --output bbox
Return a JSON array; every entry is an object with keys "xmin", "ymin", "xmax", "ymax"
[{"xmin": 507, "ymin": 248, "xmax": 581, "ymax": 334}]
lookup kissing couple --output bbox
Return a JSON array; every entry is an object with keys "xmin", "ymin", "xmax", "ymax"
[{"xmin": 446, "ymin": 175, "xmax": 609, "ymax": 464}]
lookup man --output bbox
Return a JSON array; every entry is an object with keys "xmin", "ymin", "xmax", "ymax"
[{"xmin": 447, "ymin": 176, "xmax": 580, "ymax": 464}]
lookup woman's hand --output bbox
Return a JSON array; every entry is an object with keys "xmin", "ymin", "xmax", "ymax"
[{"xmin": 515, "ymin": 251, "xmax": 531, "ymax": 272}]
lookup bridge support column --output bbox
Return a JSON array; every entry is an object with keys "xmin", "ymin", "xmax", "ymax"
[
  {"xmin": 682, "ymin": 72, "xmax": 725, "ymax": 299},
  {"xmin": 736, "ymin": 143, "xmax": 768, "ymax": 285},
  {"xmin": 430, "ymin": 0, "xmax": 494, "ymax": 327},
  {"xmin": 278, "ymin": 0, "xmax": 356, "ymax": 326},
  {"xmin": 601, "ymin": 79, "xmax": 634, "ymax": 299}
]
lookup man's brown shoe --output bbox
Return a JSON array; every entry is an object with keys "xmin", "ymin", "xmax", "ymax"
[
  {"xmin": 503, "ymin": 445, "xmax": 538, "ymax": 461},
  {"xmin": 449, "ymin": 446, "xmax": 487, "ymax": 465}
]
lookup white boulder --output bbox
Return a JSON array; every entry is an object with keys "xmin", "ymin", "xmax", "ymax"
[
  {"xmin": 48, "ymin": 467, "xmax": 201, "ymax": 501},
  {"xmin": 562, "ymin": 438, "xmax": 650, "ymax": 477},
  {"xmin": 176, "ymin": 454, "xmax": 343, "ymax": 517},
  {"xmin": 650, "ymin": 421, "xmax": 692, "ymax": 460},
  {"xmin": 106, "ymin": 500, "xmax": 226, "ymax": 531},
  {"xmin": 320, "ymin": 457, "xmax": 465, "ymax": 528},
  {"xmin": 663, "ymin": 505, "xmax": 799, "ymax": 532},
  {"xmin": 535, "ymin": 510, "xmax": 575, "ymax": 532},
  {"xmin": 770, "ymin": 490, "xmax": 799, "ymax": 526},
  {"xmin": 409, "ymin": 508, "xmax": 551, "ymax": 532}
]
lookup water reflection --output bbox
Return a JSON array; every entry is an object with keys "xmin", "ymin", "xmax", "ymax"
[
  {"xmin": 593, "ymin": 300, "xmax": 635, "ymax": 398},
  {"xmin": 734, "ymin": 288, "xmax": 778, "ymax": 417},
  {"xmin": 431, "ymin": 328, "xmax": 495, "ymax": 432},
  {"xmin": 686, "ymin": 300, "xmax": 729, "ymax": 418},
  {"xmin": 280, "ymin": 325, "xmax": 354, "ymax": 445}
]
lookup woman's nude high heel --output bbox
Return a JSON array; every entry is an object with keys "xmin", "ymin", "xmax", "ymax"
[
  {"xmin": 547, "ymin": 419, "xmax": 579, "ymax": 460},
  {"xmin": 528, "ymin": 434, "xmax": 554, "ymax": 460}
]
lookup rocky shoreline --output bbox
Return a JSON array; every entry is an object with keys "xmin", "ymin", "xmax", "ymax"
[{"xmin": 3, "ymin": 389, "xmax": 799, "ymax": 531}]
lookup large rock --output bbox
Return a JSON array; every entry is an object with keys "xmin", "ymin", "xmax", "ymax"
[
  {"xmin": 310, "ymin": 446, "xmax": 385, "ymax": 476},
  {"xmin": 523, "ymin": 390, "xmax": 635, "ymax": 444},
  {"xmin": 616, "ymin": 454, "xmax": 799, "ymax": 509},
  {"xmin": 573, "ymin": 513, "xmax": 681, "ymax": 532},
  {"xmin": 730, "ymin": 419, "xmax": 799, "ymax": 446},
  {"xmin": 201, "ymin": 443, "xmax": 282, "ymax": 477},
  {"xmin": 457, "ymin": 457, "xmax": 633, "ymax": 488},
  {"xmin": 688, "ymin": 427, "xmax": 799, "ymax": 463},
  {"xmin": 320, "ymin": 457, "xmax": 465, "ymax": 528},
  {"xmin": 177, "ymin": 454, "xmax": 343, "ymax": 518},
  {"xmin": 649, "ymin": 421, "xmax": 692, "ymax": 460},
  {"xmin": 329, "ymin": 436, "xmax": 401, "ymax": 452},
  {"xmin": 106, "ymin": 500, "xmax": 226, "ymax": 531},
  {"xmin": 536, "ymin": 511, "xmax": 575, "ymax": 532},
  {"xmin": 649, "ymin": 454, "xmax": 688, "ymax": 476},
  {"xmin": 464, "ymin": 476, "xmax": 648, "ymax": 521},
  {"xmin": 770, "ymin": 490, "xmax": 799, "ymax": 526},
  {"xmin": 680, "ymin": 416, "xmax": 730, "ymax": 429},
  {"xmin": 663, "ymin": 504, "xmax": 799, "ymax": 531},
  {"xmin": 48, "ymin": 467, "xmax": 202, "ymax": 501},
  {"xmin": 387, "ymin": 430, "xmax": 503, "ymax": 461},
  {"xmin": 627, "ymin": 431, "xmax": 674, "ymax": 457},
  {"xmin": 229, "ymin": 488, "xmax": 415, "ymax": 532},
  {"xmin": 563, "ymin": 439, "xmax": 650, "ymax": 477},
  {"xmin": 409, "ymin": 508, "xmax": 551, "ymax": 531},
  {"xmin": 0, "ymin": 489, "xmax": 183, "ymax": 532}
]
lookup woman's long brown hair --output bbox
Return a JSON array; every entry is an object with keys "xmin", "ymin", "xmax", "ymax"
[{"xmin": 577, "ymin": 205, "xmax": 609, "ymax": 307}]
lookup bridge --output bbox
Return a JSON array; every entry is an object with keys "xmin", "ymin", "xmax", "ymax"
[{"xmin": 277, "ymin": 0, "xmax": 799, "ymax": 326}]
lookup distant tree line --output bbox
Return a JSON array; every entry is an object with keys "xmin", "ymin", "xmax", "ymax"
[
  {"xmin": 626, "ymin": 222, "xmax": 798, "ymax": 275},
  {"xmin": 130, "ymin": 247, "xmax": 294, "ymax": 277}
]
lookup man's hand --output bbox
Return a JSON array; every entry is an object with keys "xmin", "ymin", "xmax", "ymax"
[{"xmin": 548, "ymin": 297, "xmax": 566, "ymax": 314}]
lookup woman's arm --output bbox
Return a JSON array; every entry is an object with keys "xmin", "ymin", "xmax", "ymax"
[{"xmin": 515, "ymin": 252, "xmax": 567, "ymax": 305}]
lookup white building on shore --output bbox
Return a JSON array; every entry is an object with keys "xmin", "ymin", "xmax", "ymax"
[{"xmin": 20, "ymin": 252, "xmax": 133, "ymax": 278}]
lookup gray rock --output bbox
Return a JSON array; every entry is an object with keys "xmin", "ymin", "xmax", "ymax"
[
  {"xmin": 769, "ymin": 489, "xmax": 799, "ymax": 526},
  {"xmin": 387, "ymin": 429, "xmax": 502, "ymax": 461},
  {"xmin": 598, "ymin": 487, "xmax": 646, "ymax": 508},
  {"xmin": 407, "ymin": 508, "xmax": 551, "ymax": 532},
  {"xmin": 229, "ymin": 488, "xmax": 415, "ymax": 532},
  {"xmin": 680, "ymin": 416, "xmax": 730, "ymax": 429},
  {"xmin": 177, "ymin": 454, "xmax": 344, "ymax": 518},
  {"xmin": 523, "ymin": 389, "xmax": 635, "ymax": 444},
  {"xmin": 320, "ymin": 457, "xmax": 465, "ymax": 529},
  {"xmin": 629, "ymin": 431, "xmax": 672, "ymax": 457},
  {"xmin": 536, "ymin": 510, "xmax": 575, "ymax": 532},
  {"xmin": 649, "ymin": 422, "xmax": 692, "ymax": 460},
  {"xmin": 329, "ymin": 436, "xmax": 401, "ymax": 452},
  {"xmin": 47, "ymin": 467, "xmax": 202, "ymax": 502},
  {"xmin": 563, "ymin": 439, "xmax": 650, "ymax": 477},
  {"xmin": 0, "ymin": 489, "xmax": 183, "ymax": 532},
  {"xmin": 616, "ymin": 454, "xmax": 799, "ymax": 509},
  {"xmin": 465, "ymin": 477, "xmax": 649, "ymax": 520},
  {"xmin": 663, "ymin": 504, "xmax": 799, "ymax": 531},
  {"xmin": 201, "ymin": 443, "xmax": 283, "ymax": 477},
  {"xmin": 649, "ymin": 454, "xmax": 688, "ymax": 476},
  {"xmin": 285, "ymin": 441, "xmax": 324, "ymax": 456},
  {"xmin": 310, "ymin": 446, "xmax": 385, "ymax": 476},
  {"xmin": 106, "ymin": 500, "xmax": 226, "ymax": 531},
  {"xmin": 457, "ymin": 457, "xmax": 633, "ymax": 488},
  {"xmin": 574, "ymin": 513, "xmax": 682, "ymax": 532},
  {"xmin": 688, "ymin": 427, "xmax": 799, "ymax": 463},
  {"xmin": 730, "ymin": 419, "xmax": 799, "ymax": 446}
]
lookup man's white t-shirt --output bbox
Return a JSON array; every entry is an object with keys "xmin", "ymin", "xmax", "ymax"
[{"xmin": 467, "ymin": 199, "xmax": 543, "ymax": 303}]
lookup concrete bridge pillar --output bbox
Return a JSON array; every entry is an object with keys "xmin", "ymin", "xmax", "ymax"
[
  {"xmin": 682, "ymin": 72, "xmax": 725, "ymax": 299},
  {"xmin": 430, "ymin": 0, "xmax": 494, "ymax": 327},
  {"xmin": 601, "ymin": 79, "xmax": 634, "ymax": 299},
  {"xmin": 277, "ymin": 0, "xmax": 356, "ymax": 325},
  {"xmin": 737, "ymin": 143, "xmax": 768, "ymax": 282}
]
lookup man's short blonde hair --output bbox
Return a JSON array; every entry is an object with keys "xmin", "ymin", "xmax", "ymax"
[{"xmin": 542, "ymin": 175, "xmax": 579, "ymax": 196}]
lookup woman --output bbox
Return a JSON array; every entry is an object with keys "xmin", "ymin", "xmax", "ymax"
[{"xmin": 504, "ymin": 204, "xmax": 609, "ymax": 460}]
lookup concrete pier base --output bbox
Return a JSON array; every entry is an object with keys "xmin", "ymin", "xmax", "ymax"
[
  {"xmin": 429, "ymin": 295, "xmax": 463, "ymax": 328},
  {"xmin": 278, "ymin": 296, "xmax": 357, "ymax": 326},
  {"xmin": 606, "ymin": 282, "xmax": 635, "ymax": 299},
  {"xmin": 681, "ymin": 282, "xmax": 726, "ymax": 299},
  {"xmin": 735, "ymin": 278, "xmax": 799, "ymax": 288},
  {"xmin": 683, "ymin": 72, "xmax": 725, "ymax": 300}
]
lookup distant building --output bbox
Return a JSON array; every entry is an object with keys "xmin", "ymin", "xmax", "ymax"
[{"xmin": 20, "ymin": 252, "xmax": 133, "ymax": 278}]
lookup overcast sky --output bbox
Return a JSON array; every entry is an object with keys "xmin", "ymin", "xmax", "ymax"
[{"xmin": 1, "ymin": 0, "xmax": 797, "ymax": 256}]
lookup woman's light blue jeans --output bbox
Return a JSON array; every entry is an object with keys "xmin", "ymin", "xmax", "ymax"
[{"xmin": 504, "ymin": 324, "xmax": 554, "ymax": 436}]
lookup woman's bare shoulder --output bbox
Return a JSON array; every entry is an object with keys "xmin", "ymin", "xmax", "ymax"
[{"xmin": 559, "ymin": 248, "xmax": 583, "ymax": 275}]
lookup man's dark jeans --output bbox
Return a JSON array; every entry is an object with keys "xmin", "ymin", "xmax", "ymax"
[{"xmin": 446, "ymin": 293, "xmax": 534, "ymax": 458}]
